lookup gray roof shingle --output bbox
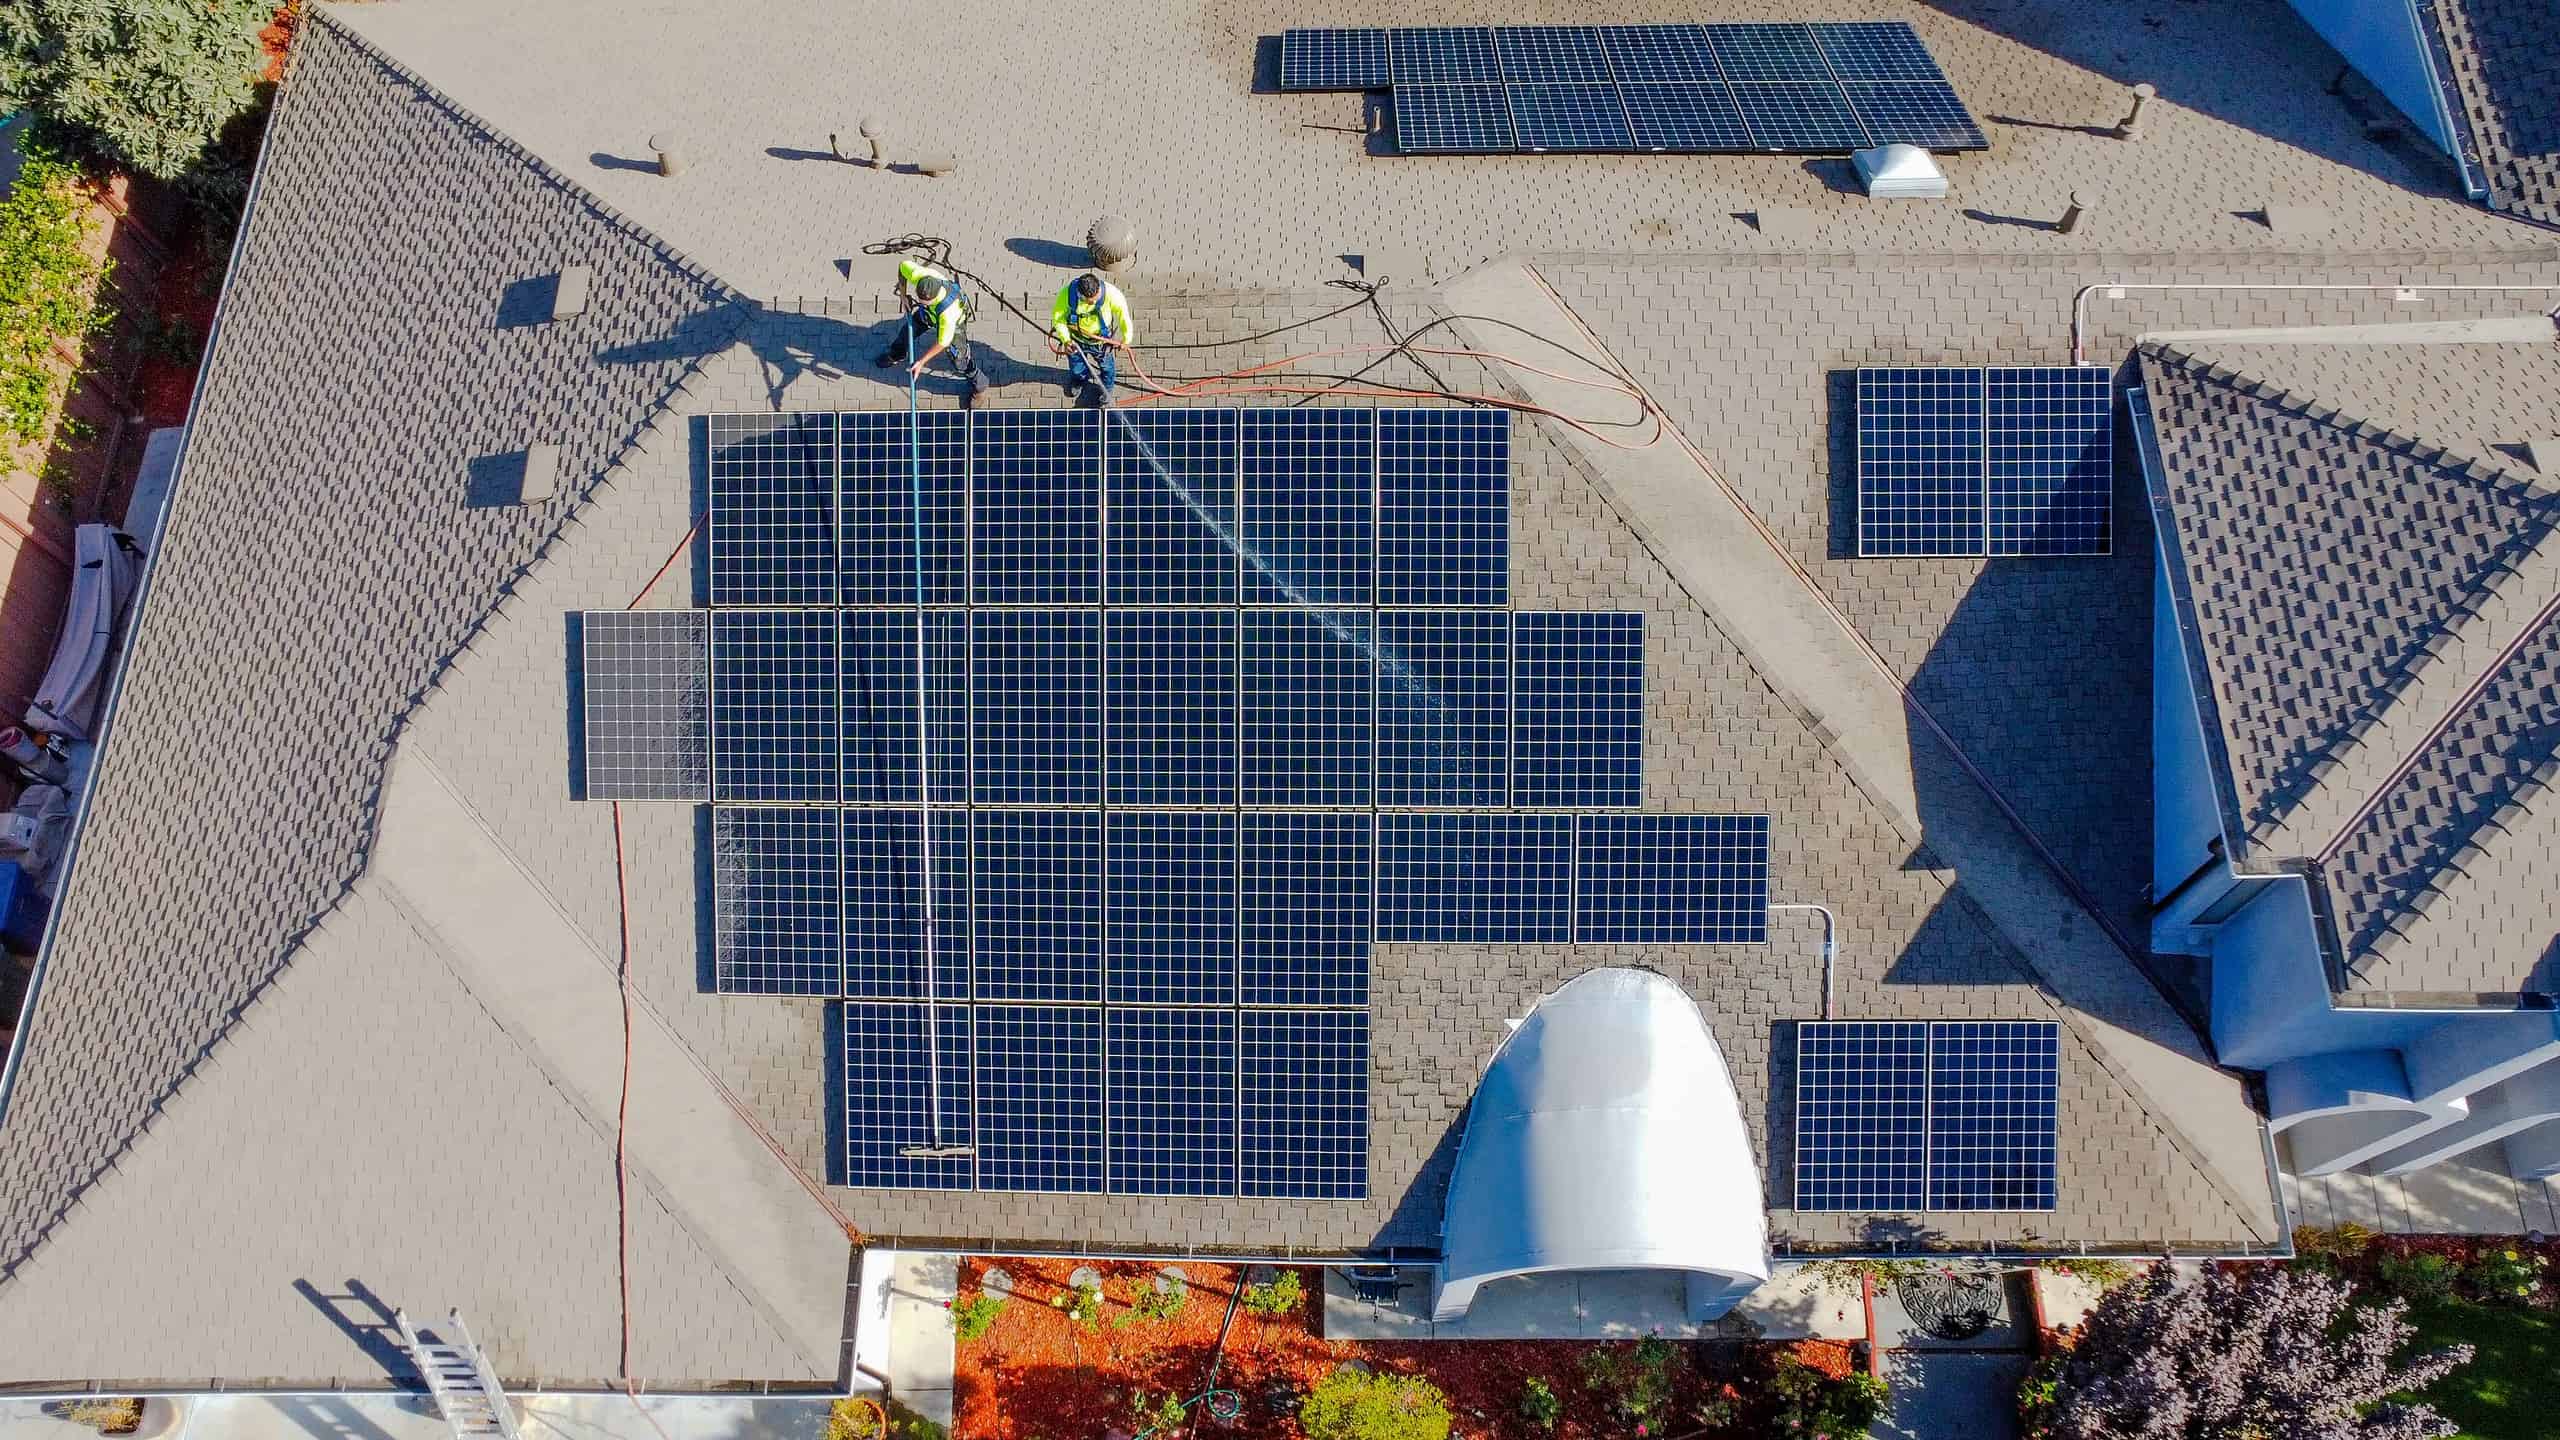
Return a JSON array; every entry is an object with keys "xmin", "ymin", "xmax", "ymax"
[{"xmin": 2437, "ymin": 0, "xmax": 2560, "ymax": 228}]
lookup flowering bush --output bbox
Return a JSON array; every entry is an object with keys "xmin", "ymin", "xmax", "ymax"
[
  {"xmin": 1770, "ymin": 1352, "xmax": 1887, "ymax": 1438},
  {"xmin": 2462, "ymin": 1247, "xmax": 2546, "ymax": 1306}
]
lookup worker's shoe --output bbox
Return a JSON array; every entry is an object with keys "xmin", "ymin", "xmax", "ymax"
[
  {"xmin": 873, "ymin": 353, "xmax": 899, "ymax": 369},
  {"xmin": 1060, "ymin": 377, "xmax": 1081, "ymax": 398}
]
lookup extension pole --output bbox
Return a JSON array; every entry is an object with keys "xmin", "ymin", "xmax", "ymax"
[{"xmin": 909, "ymin": 369, "xmax": 947, "ymax": 1145}]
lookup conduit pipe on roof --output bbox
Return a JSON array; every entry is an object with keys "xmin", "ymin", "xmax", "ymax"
[
  {"xmin": 2071, "ymin": 281, "xmax": 2560, "ymax": 364},
  {"xmin": 1772, "ymin": 902, "xmax": 1838, "ymax": 1019}
]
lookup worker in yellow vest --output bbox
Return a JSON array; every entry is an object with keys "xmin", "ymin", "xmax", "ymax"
[
  {"xmin": 1049, "ymin": 271, "xmax": 1135, "ymax": 406},
  {"xmin": 877, "ymin": 256, "xmax": 988, "ymax": 407}
]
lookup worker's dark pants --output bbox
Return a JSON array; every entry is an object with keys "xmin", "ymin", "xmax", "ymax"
[
  {"xmin": 1067, "ymin": 341, "xmax": 1117, "ymax": 401},
  {"xmin": 881, "ymin": 314, "xmax": 989, "ymax": 395}
]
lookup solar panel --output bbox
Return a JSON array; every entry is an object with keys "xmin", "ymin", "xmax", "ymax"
[
  {"xmin": 1621, "ymin": 83, "xmax": 1754, "ymax": 152},
  {"xmin": 1574, "ymin": 814, "xmax": 1769, "ymax": 942},
  {"xmin": 1794, "ymin": 1020, "xmax": 1929, "ymax": 1210},
  {"xmin": 580, "ymin": 610, "xmax": 708, "ymax": 801},
  {"xmin": 969, "ymin": 610, "xmax": 1100, "ymax": 805},
  {"xmin": 1505, "ymin": 612, "xmax": 1642, "ymax": 807},
  {"xmin": 1494, "ymin": 26, "xmax": 1612, "ymax": 83},
  {"xmin": 712, "ymin": 806, "xmax": 841, "ymax": 996},
  {"xmin": 970, "ymin": 810, "xmax": 1102, "ymax": 1003},
  {"xmin": 1105, "ymin": 408, "xmax": 1240, "ymax": 606},
  {"xmin": 1845, "ymin": 81, "xmax": 1988, "ymax": 151},
  {"xmin": 971, "ymin": 410, "xmax": 1100, "ymax": 605},
  {"xmin": 840, "ymin": 1003, "xmax": 975, "ymax": 1189},
  {"xmin": 838, "ymin": 610, "xmax": 967, "ymax": 806},
  {"xmin": 1927, "ymin": 1020, "xmax": 2059, "ymax": 1209},
  {"xmin": 708, "ymin": 412, "xmax": 836, "ymax": 607},
  {"xmin": 842, "ymin": 809, "xmax": 970, "ymax": 1001},
  {"xmin": 1599, "ymin": 24, "xmax": 1722, "ymax": 83},
  {"xmin": 1730, "ymin": 82, "xmax": 1871, "ymax": 151},
  {"xmin": 1240, "ymin": 812, "xmax": 1372, "ymax": 1006},
  {"xmin": 1857, "ymin": 367, "xmax": 1987, "ymax": 559},
  {"xmin": 839, "ymin": 409, "xmax": 965, "ymax": 606},
  {"xmin": 1105, "ymin": 609, "xmax": 1238, "ymax": 806},
  {"xmin": 1105, "ymin": 811, "xmax": 1237, "ymax": 1005},
  {"xmin": 1507, "ymin": 82, "xmax": 1635, "ymax": 153},
  {"xmin": 1377, "ymin": 404, "xmax": 1509, "ymax": 607},
  {"xmin": 1389, "ymin": 26, "xmax": 1499, "ymax": 86},
  {"xmin": 1242, "ymin": 1010, "xmax": 1369, "ymax": 1199},
  {"xmin": 973, "ymin": 1003, "xmax": 1105, "ymax": 1193},
  {"xmin": 1987, "ymin": 366, "xmax": 2113, "ymax": 557},
  {"xmin": 1279, "ymin": 27, "xmax": 1390, "ymax": 91},
  {"xmin": 1107, "ymin": 1008, "xmax": 1238, "ymax": 1196},
  {"xmin": 710, "ymin": 609, "xmax": 840, "ymax": 802},
  {"xmin": 1377, "ymin": 813, "xmax": 1572, "ymax": 942},
  {"xmin": 1393, "ymin": 83, "xmax": 1518, "ymax": 154},
  {"xmin": 1241, "ymin": 408, "xmax": 1374, "ymax": 606},
  {"xmin": 1705, "ymin": 23, "xmax": 1833, "ymax": 81},
  {"xmin": 1241, "ymin": 607, "xmax": 1373, "ymax": 806},
  {"xmin": 1375, "ymin": 609, "xmax": 1510, "ymax": 807},
  {"xmin": 1808, "ymin": 21, "xmax": 1946, "ymax": 81}
]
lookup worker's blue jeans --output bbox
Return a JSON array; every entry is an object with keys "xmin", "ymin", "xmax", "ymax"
[{"xmin": 1068, "ymin": 341, "xmax": 1117, "ymax": 399}]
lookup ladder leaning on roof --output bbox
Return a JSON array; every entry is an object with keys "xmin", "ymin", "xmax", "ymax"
[{"xmin": 396, "ymin": 1308, "xmax": 524, "ymax": 1440}]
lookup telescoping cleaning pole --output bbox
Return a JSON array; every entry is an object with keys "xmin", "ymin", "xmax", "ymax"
[{"xmin": 898, "ymin": 369, "xmax": 971, "ymax": 1160}]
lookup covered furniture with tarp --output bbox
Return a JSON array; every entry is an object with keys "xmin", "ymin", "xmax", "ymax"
[{"xmin": 27, "ymin": 523, "xmax": 142, "ymax": 741}]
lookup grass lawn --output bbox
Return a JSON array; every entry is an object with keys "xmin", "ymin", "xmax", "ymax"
[{"xmin": 2406, "ymin": 1299, "xmax": 2560, "ymax": 1439}]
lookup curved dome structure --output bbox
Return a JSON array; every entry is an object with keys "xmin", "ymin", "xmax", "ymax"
[{"xmin": 1433, "ymin": 968, "xmax": 1770, "ymax": 1323}]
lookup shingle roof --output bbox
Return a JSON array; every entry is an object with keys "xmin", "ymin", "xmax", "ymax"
[{"xmin": 2437, "ymin": 0, "xmax": 2560, "ymax": 228}]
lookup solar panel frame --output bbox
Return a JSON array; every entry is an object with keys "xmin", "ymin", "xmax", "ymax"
[
  {"xmin": 1844, "ymin": 81, "xmax": 1988, "ymax": 151},
  {"xmin": 1705, "ymin": 22, "xmax": 1834, "ymax": 81},
  {"xmin": 969, "ymin": 610, "xmax": 1101, "ymax": 806},
  {"xmin": 1573, "ymin": 814, "xmax": 1769, "ymax": 943},
  {"xmin": 1376, "ymin": 813, "xmax": 1573, "ymax": 943},
  {"xmin": 712, "ymin": 806, "xmax": 842, "ymax": 996},
  {"xmin": 580, "ymin": 609, "xmax": 709, "ymax": 802},
  {"xmin": 971, "ymin": 410, "xmax": 1101, "ymax": 606},
  {"xmin": 840, "ymin": 1002, "xmax": 976, "ymax": 1190},
  {"xmin": 1598, "ymin": 24, "xmax": 1724, "ymax": 83},
  {"xmin": 710, "ymin": 608, "xmax": 840, "ymax": 803},
  {"xmin": 1493, "ymin": 26, "xmax": 1613, "ymax": 83},
  {"xmin": 1856, "ymin": 366, "xmax": 1988, "ymax": 559},
  {"xmin": 841, "ymin": 809, "xmax": 971, "ymax": 1002},
  {"xmin": 1505, "ymin": 82, "xmax": 1635, "ymax": 153},
  {"xmin": 1106, "ymin": 1007, "xmax": 1239, "ymax": 1197},
  {"xmin": 1987, "ymin": 366, "xmax": 2113, "ymax": 557},
  {"xmin": 1389, "ymin": 26, "xmax": 1500, "ymax": 86},
  {"xmin": 1510, "ymin": 611, "xmax": 1643, "ymax": 808},
  {"xmin": 839, "ymin": 409, "xmax": 966, "ymax": 607},
  {"xmin": 1279, "ymin": 27, "xmax": 1391, "ymax": 91},
  {"xmin": 1794, "ymin": 1020, "xmax": 1930, "ymax": 1211},
  {"xmin": 838, "ymin": 609, "xmax": 968, "ymax": 806},
  {"xmin": 708, "ymin": 412, "xmax": 837, "ymax": 607},
  {"xmin": 1104, "ymin": 810, "xmax": 1238, "ymax": 1006},
  {"xmin": 1729, "ymin": 81, "xmax": 1872, "ymax": 151},
  {"xmin": 969, "ymin": 809, "xmax": 1103, "ymax": 1004},
  {"xmin": 1105, "ymin": 407, "xmax": 1241, "ymax": 606},
  {"xmin": 1808, "ymin": 21, "xmax": 1948, "ymax": 81},
  {"xmin": 1240, "ymin": 812, "xmax": 1372, "ymax": 1006},
  {"xmin": 1375, "ymin": 609, "xmax": 1510, "ymax": 808},
  {"xmin": 1242, "ymin": 1010, "xmax": 1370, "ymax": 1200},
  {"xmin": 1927, "ymin": 1020, "xmax": 2060, "ymax": 1210},
  {"xmin": 1620, "ymin": 83, "xmax": 1755, "ymax": 152},
  {"xmin": 1241, "ymin": 608, "xmax": 1374, "ymax": 807},
  {"xmin": 1393, "ymin": 83, "xmax": 1519, "ymax": 154},
  {"xmin": 1377, "ymin": 408, "xmax": 1509, "ymax": 606},
  {"xmin": 1104, "ymin": 609, "xmax": 1239, "ymax": 807},
  {"xmin": 1241, "ymin": 408, "xmax": 1375, "ymax": 607},
  {"xmin": 972, "ymin": 1003, "xmax": 1106, "ymax": 1193}
]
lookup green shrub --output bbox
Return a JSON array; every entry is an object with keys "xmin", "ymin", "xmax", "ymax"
[
  {"xmin": 2463, "ymin": 1246, "xmax": 2547, "ymax": 1305},
  {"xmin": 1298, "ymin": 1369, "xmax": 1452, "ymax": 1440},
  {"xmin": 1580, "ymin": 1334, "xmax": 1679, "ymax": 1426},
  {"xmin": 2041, "ymin": 1257, "xmax": 2139, "ymax": 1292},
  {"xmin": 1241, "ymin": 1267, "xmax": 1304, "ymax": 1318},
  {"xmin": 0, "ymin": 136, "xmax": 108, "ymax": 447},
  {"xmin": 2375, "ymin": 1251, "xmax": 2460, "ymax": 1305},
  {"xmin": 1799, "ymin": 1257, "xmax": 1933, "ymax": 1297},
  {"xmin": 1113, "ymin": 1272, "xmax": 1189, "ymax": 1327},
  {"xmin": 1772, "ymin": 1354, "xmax": 1888, "ymax": 1439},
  {"xmin": 1130, "ymin": 1391, "xmax": 1187, "ymax": 1437},
  {"xmin": 1050, "ymin": 1279, "xmax": 1102, "ymax": 1328},
  {"xmin": 947, "ymin": 1291, "xmax": 1005, "ymax": 1342},
  {"xmin": 1517, "ymin": 1375, "xmax": 1562, "ymax": 1432},
  {"xmin": 0, "ymin": 0, "xmax": 273, "ymax": 178},
  {"xmin": 825, "ymin": 1398, "xmax": 886, "ymax": 1440}
]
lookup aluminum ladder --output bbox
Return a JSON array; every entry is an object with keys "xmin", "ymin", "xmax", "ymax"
[{"xmin": 396, "ymin": 1308, "xmax": 523, "ymax": 1439}]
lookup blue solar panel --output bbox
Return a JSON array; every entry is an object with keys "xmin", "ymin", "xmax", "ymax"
[
  {"xmin": 1706, "ymin": 23, "xmax": 1832, "ymax": 81},
  {"xmin": 1621, "ymin": 83, "xmax": 1754, "ymax": 152},
  {"xmin": 841, "ymin": 809, "xmax": 969, "ymax": 1001},
  {"xmin": 1105, "ymin": 408, "xmax": 1240, "ymax": 606},
  {"xmin": 1377, "ymin": 813, "xmax": 1572, "ymax": 942},
  {"xmin": 1987, "ymin": 367, "xmax": 2113, "ymax": 557},
  {"xmin": 1241, "ymin": 608, "xmax": 1373, "ymax": 806},
  {"xmin": 1240, "ymin": 812, "xmax": 1371, "ymax": 1006},
  {"xmin": 1927, "ymin": 1020, "xmax": 2059, "ymax": 1210},
  {"xmin": 1242, "ymin": 1010, "xmax": 1369, "ymax": 1199},
  {"xmin": 1494, "ymin": 26, "xmax": 1611, "ymax": 83},
  {"xmin": 1105, "ymin": 609, "xmax": 1238, "ymax": 806},
  {"xmin": 580, "ymin": 609, "xmax": 708, "ymax": 802},
  {"xmin": 1389, "ymin": 26, "xmax": 1498, "ymax": 86},
  {"xmin": 1794, "ymin": 1020, "xmax": 1929, "ymax": 1210},
  {"xmin": 711, "ymin": 609, "xmax": 839, "ymax": 802},
  {"xmin": 838, "ymin": 610, "xmax": 967, "ymax": 806},
  {"xmin": 1107, "ymin": 1008, "xmax": 1238, "ymax": 1197},
  {"xmin": 1857, "ymin": 367, "xmax": 1987, "ymax": 558},
  {"xmin": 970, "ymin": 810, "xmax": 1101, "ymax": 1003},
  {"xmin": 1574, "ymin": 814, "xmax": 1769, "ymax": 942},
  {"xmin": 1599, "ymin": 24, "xmax": 1722, "ymax": 83},
  {"xmin": 972, "ymin": 410, "xmax": 1099, "ymax": 605},
  {"xmin": 1279, "ymin": 27, "xmax": 1390, "ymax": 91},
  {"xmin": 839, "ymin": 409, "xmax": 965, "ymax": 606},
  {"xmin": 1845, "ymin": 81, "xmax": 1987, "ymax": 151},
  {"xmin": 1394, "ymin": 83, "xmax": 1517, "ymax": 154},
  {"xmin": 1510, "ymin": 611, "xmax": 1643, "ymax": 808},
  {"xmin": 709, "ymin": 412, "xmax": 836, "ymax": 607},
  {"xmin": 1241, "ymin": 408, "xmax": 1374, "ymax": 606},
  {"xmin": 970, "ymin": 610, "xmax": 1099, "ymax": 805},
  {"xmin": 840, "ymin": 1003, "xmax": 974, "ymax": 1190},
  {"xmin": 1808, "ymin": 21, "xmax": 1946, "ymax": 82},
  {"xmin": 712, "ymin": 806, "xmax": 841, "ymax": 996},
  {"xmin": 1105, "ymin": 811, "xmax": 1237, "ymax": 1005},
  {"xmin": 973, "ymin": 1004, "xmax": 1104, "ymax": 1193},
  {"xmin": 1377, "ymin": 408, "xmax": 1509, "ymax": 606},
  {"xmin": 1730, "ymin": 82, "xmax": 1871, "ymax": 151},
  {"xmin": 1507, "ymin": 83, "xmax": 1634, "ymax": 151},
  {"xmin": 1376, "ymin": 609, "xmax": 1509, "ymax": 807}
]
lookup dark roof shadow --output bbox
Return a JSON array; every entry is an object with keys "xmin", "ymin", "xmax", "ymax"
[{"xmin": 1005, "ymin": 237, "xmax": 1089, "ymax": 268}]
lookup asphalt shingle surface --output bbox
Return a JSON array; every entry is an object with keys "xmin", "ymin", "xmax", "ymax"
[{"xmin": 2438, "ymin": 0, "xmax": 2560, "ymax": 228}]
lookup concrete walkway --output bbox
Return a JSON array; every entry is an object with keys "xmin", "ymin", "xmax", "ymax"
[
  {"xmin": 1321, "ymin": 1265, "xmax": 1864, "ymax": 1342},
  {"xmin": 2286, "ymin": 1146, "xmax": 2560, "ymax": 1235},
  {"xmin": 854, "ymin": 1249, "xmax": 958, "ymax": 1426},
  {"xmin": 1875, "ymin": 1351, "xmax": 2030, "ymax": 1440}
]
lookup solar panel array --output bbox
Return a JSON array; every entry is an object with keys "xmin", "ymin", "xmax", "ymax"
[
  {"xmin": 1855, "ymin": 366, "xmax": 2114, "ymax": 558},
  {"xmin": 580, "ymin": 405, "xmax": 1783, "ymax": 1200},
  {"xmin": 1277, "ymin": 23, "xmax": 1987, "ymax": 155},
  {"xmin": 1793, "ymin": 1019, "xmax": 2059, "ymax": 1211}
]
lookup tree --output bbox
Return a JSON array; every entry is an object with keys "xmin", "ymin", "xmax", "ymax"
[
  {"xmin": 0, "ymin": 0, "xmax": 273, "ymax": 179},
  {"xmin": 2023, "ymin": 1263, "xmax": 2472, "ymax": 1440}
]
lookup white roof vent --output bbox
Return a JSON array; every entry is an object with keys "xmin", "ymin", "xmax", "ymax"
[{"xmin": 1853, "ymin": 143, "xmax": 1947, "ymax": 199}]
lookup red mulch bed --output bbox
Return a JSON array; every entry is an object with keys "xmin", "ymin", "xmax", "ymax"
[{"xmin": 951, "ymin": 1258, "xmax": 1845, "ymax": 1440}]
